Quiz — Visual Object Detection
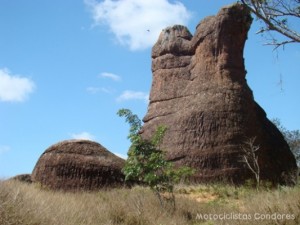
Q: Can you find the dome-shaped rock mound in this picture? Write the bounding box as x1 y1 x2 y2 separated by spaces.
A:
32 139 125 190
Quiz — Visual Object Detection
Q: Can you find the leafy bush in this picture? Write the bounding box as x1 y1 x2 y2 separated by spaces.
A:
272 118 300 166
117 109 194 210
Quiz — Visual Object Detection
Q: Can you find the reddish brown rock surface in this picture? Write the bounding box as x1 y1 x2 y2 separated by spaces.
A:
32 140 125 190
11 174 32 183
141 4 297 185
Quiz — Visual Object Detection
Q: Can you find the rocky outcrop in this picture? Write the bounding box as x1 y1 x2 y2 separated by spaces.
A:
11 174 32 183
32 140 125 190
141 4 297 185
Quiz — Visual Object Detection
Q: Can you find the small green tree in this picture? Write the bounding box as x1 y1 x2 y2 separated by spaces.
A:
117 109 194 211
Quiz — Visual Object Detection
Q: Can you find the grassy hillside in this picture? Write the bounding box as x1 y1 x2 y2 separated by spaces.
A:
0 180 299 225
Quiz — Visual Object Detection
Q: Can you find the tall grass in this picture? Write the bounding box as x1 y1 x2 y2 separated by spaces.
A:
0 179 299 225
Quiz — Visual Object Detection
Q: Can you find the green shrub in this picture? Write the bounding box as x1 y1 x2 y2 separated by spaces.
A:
117 109 194 211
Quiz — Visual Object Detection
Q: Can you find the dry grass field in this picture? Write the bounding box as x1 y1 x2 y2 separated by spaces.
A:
0 179 299 225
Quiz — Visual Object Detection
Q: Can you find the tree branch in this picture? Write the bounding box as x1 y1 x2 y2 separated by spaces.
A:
241 0 300 45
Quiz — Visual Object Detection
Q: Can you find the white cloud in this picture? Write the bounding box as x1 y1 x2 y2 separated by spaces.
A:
117 90 149 103
86 86 101 94
114 152 128 159
99 72 121 82
86 86 115 94
0 145 10 155
85 0 191 50
0 68 35 102
71 132 96 141
100 87 115 94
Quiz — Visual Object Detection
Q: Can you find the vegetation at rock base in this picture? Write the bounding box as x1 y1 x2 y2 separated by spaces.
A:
272 118 300 166
117 108 194 211
0 179 300 225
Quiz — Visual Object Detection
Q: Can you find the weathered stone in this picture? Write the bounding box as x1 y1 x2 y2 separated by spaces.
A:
141 4 297 185
11 174 32 183
32 140 125 190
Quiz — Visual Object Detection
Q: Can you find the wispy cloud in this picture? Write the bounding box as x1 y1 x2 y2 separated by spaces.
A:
0 68 35 102
100 87 115 94
85 0 191 50
114 152 128 159
117 90 149 103
86 86 116 94
99 72 121 82
0 145 10 155
70 132 96 141
86 86 101 94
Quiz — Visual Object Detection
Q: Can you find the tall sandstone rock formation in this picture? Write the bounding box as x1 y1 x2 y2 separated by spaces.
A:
141 4 297 185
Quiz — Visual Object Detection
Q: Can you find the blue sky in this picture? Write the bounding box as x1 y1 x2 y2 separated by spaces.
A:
0 0 299 178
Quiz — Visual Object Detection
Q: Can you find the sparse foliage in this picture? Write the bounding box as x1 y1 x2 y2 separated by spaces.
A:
241 137 261 189
117 109 194 211
272 118 300 166
240 0 300 48
117 109 142 144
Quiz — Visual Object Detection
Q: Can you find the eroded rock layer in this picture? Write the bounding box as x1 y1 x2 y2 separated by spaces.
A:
141 4 297 185
32 140 125 190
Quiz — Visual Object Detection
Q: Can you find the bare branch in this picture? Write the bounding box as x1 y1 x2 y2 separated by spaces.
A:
240 0 300 46
240 137 260 188
243 155 258 175
264 39 296 49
